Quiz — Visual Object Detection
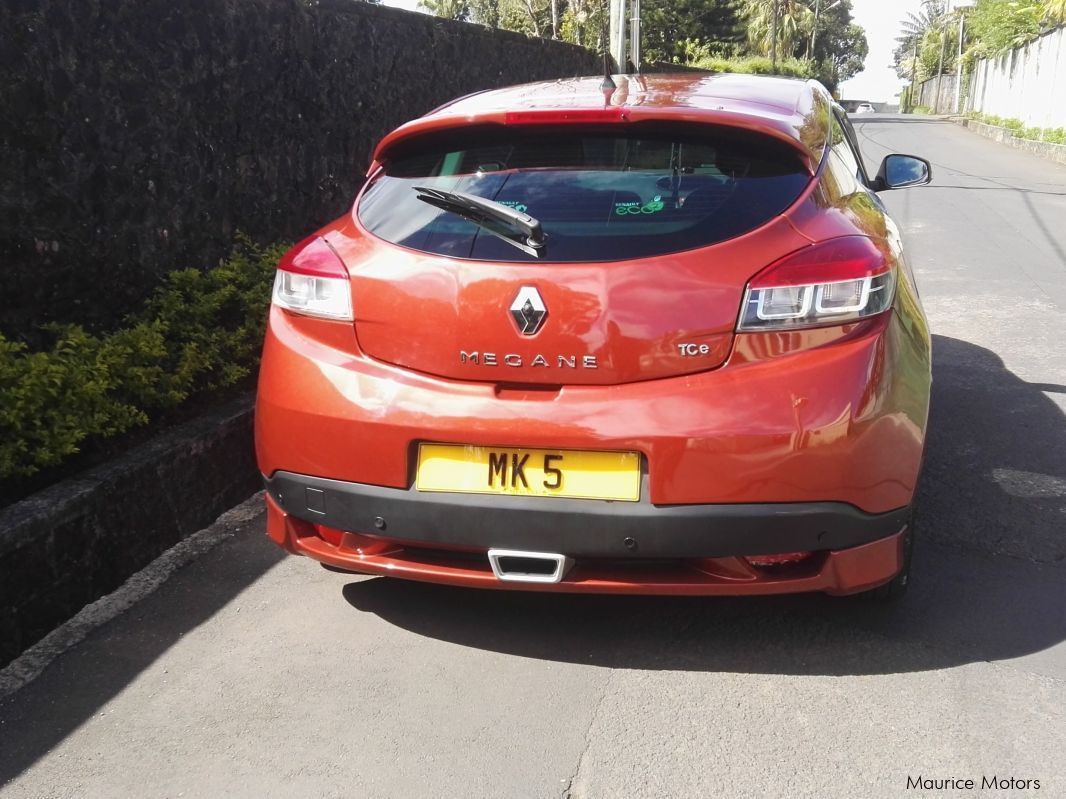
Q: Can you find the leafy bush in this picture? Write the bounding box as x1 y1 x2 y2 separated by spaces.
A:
690 55 816 79
983 114 1025 132
0 237 287 480
972 113 1066 144
966 0 1045 58
1042 128 1066 145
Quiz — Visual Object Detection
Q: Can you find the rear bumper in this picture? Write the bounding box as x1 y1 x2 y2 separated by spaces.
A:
264 476 910 596
266 470 910 559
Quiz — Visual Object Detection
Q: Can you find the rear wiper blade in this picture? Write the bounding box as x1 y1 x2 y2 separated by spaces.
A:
412 186 546 257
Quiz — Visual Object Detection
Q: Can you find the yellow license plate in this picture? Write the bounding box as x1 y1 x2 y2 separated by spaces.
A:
416 444 641 501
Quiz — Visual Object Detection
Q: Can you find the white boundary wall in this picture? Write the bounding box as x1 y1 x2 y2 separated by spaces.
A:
968 26 1066 129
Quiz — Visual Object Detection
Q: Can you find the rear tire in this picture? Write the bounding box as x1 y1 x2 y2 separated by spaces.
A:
857 516 915 602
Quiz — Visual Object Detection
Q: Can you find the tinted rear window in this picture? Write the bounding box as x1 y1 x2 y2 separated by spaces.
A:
358 125 810 262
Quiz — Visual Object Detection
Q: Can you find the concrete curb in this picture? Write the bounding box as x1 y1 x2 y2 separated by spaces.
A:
0 492 264 699
0 394 259 668
956 118 1066 166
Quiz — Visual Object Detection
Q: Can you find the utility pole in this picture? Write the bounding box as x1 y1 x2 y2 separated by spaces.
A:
609 0 625 72
809 0 821 60
629 0 641 71
810 1 842 61
953 1 974 113
953 11 965 112
933 19 948 113
771 0 780 71
908 36 919 113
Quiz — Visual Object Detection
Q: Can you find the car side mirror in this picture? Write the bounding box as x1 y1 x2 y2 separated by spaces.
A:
874 154 932 191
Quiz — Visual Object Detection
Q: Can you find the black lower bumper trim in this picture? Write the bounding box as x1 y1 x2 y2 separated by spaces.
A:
265 472 909 559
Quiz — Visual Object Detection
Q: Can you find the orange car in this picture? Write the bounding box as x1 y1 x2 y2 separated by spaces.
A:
256 73 932 599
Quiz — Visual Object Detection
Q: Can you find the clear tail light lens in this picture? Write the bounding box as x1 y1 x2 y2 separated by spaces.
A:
272 236 352 321
738 236 895 331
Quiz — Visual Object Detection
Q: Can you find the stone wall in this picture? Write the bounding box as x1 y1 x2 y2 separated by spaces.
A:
0 396 258 668
912 73 959 114
0 0 600 336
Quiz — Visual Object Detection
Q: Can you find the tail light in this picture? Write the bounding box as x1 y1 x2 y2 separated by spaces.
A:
738 236 895 331
272 236 352 321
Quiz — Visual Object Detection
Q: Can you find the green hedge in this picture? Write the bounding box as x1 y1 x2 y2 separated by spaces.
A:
972 113 1066 144
690 55 816 80
0 237 288 480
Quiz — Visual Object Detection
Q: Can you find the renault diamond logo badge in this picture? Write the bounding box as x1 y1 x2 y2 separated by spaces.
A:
509 286 547 335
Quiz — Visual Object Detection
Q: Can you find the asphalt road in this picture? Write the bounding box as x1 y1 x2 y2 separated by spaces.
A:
2 117 1065 798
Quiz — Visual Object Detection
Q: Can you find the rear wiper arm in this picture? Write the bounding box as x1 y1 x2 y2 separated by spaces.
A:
412 186 546 257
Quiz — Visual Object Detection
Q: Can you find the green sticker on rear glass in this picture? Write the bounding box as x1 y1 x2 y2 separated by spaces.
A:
615 195 664 216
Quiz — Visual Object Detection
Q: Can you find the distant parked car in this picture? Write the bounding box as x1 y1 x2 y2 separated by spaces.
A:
854 102 876 114
257 73 934 601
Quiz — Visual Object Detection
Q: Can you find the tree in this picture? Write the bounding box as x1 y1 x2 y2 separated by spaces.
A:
422 0 867 87
641 0 745 64
420 0 471 20
812 25 868 88
893 1 945 80
966 0 1043 56
801 0 868 88
743 0 813 60
496 0 552 36
899 1 944 41
559 0 607 48
916 19 957 79
469 0 501 26
1044 0 1066 26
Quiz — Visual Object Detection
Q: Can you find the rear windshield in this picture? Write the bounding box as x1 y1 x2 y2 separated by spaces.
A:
357 124 810 262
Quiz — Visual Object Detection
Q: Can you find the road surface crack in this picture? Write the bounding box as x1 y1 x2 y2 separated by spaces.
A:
562 668 614 798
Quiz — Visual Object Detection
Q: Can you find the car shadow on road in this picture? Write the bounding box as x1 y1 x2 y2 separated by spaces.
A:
342 335 1066 676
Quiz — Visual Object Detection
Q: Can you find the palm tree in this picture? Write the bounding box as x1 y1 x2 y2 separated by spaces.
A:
1044 0 1066 26
743 0 813 63
894 0 944 89
897 0 945 46
420 0 470 20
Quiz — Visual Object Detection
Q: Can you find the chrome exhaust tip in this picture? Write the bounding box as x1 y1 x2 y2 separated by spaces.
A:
487 549 574 584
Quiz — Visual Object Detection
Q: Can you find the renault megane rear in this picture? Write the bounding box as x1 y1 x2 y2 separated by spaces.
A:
256 73 932 599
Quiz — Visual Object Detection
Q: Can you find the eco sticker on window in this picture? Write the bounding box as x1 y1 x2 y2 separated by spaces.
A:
615 196 665 216
499 200 528 213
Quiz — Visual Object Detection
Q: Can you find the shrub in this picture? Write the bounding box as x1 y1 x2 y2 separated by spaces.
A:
0 237 287 480
971 113 1066 144
1042 128 1066 145
690 55 816 80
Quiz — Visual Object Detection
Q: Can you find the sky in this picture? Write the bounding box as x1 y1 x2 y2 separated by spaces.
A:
381 0 928 104
384 0 424 12
839 0 927 103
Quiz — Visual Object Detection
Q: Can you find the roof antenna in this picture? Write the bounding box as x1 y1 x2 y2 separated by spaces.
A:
601 55 616 92
599 0 615 92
